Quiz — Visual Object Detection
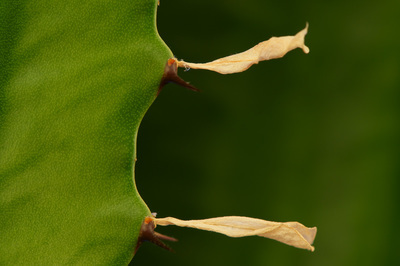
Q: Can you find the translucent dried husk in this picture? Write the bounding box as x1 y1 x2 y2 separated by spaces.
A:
177 23 309 74
155 216 317 251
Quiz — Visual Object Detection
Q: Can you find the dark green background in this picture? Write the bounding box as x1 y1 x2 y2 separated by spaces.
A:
134 0 399 265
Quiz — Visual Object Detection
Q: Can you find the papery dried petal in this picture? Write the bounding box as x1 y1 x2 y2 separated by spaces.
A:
177 23 309 74
155 216 317 251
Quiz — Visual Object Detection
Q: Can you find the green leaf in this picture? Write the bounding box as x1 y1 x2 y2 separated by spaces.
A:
0 0 172 264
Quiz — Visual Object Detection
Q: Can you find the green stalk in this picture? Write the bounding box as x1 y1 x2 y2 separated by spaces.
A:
0 0 171 264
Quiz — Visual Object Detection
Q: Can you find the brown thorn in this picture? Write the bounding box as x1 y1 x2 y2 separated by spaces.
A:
154 232 178 242
158 58 200 95
135 217 177 254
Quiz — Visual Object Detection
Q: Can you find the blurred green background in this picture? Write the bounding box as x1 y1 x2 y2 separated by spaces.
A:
134 0 399 265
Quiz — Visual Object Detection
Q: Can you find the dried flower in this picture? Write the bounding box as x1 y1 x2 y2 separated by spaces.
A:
155 216 317 251
177 23 309 74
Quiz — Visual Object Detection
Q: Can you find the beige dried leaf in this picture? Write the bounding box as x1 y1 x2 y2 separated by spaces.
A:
177 23 309 74
155 216 317 251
